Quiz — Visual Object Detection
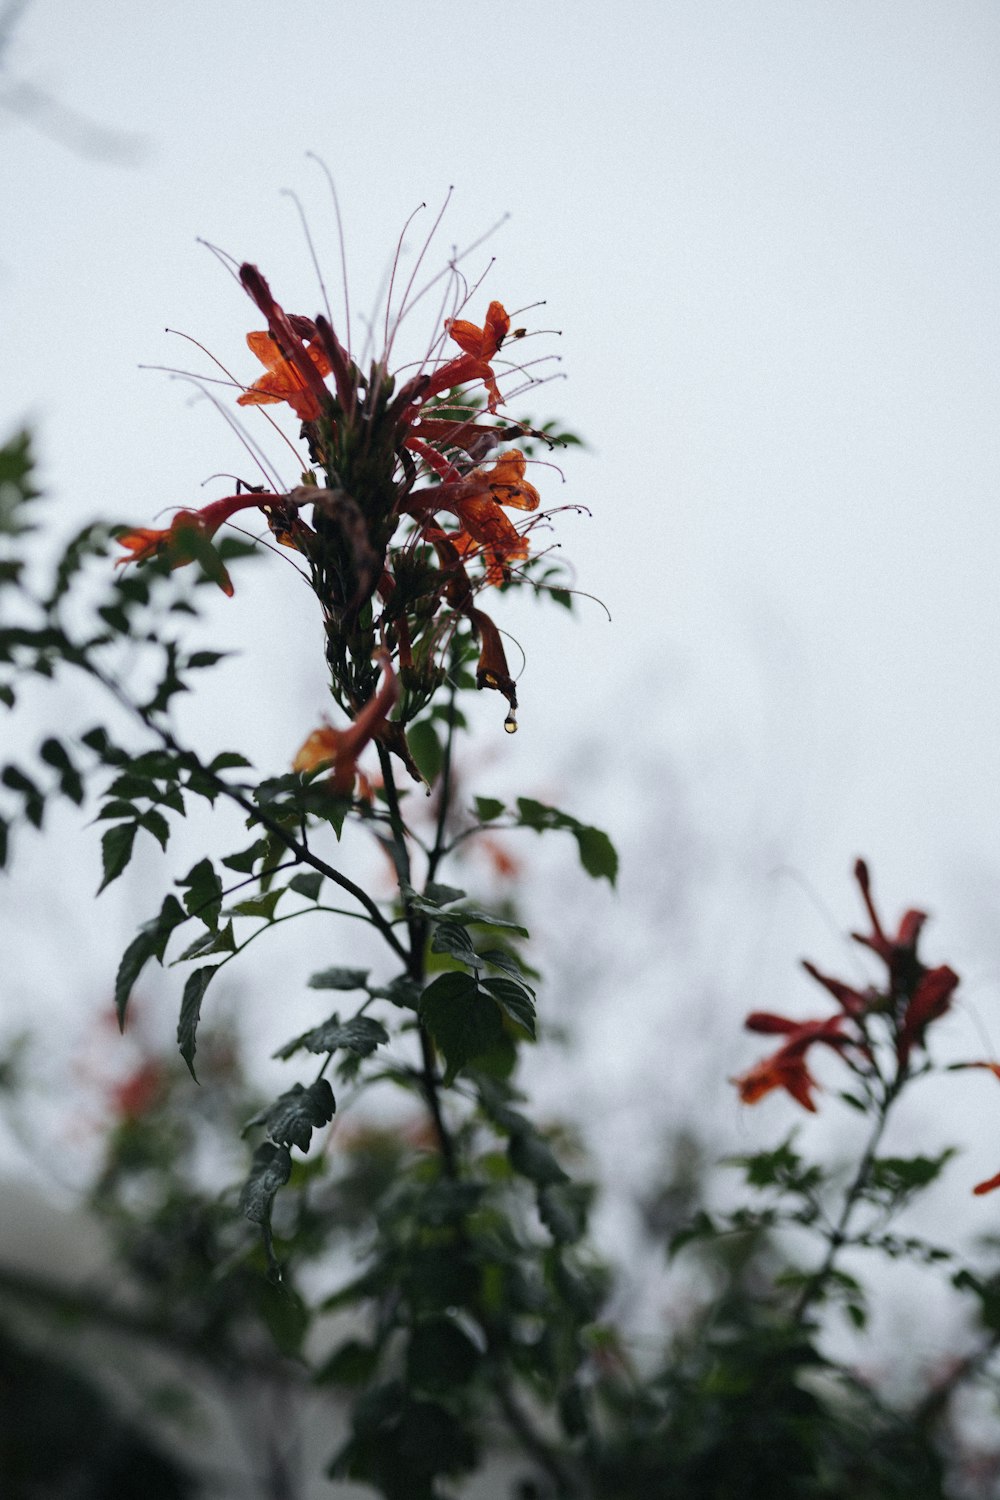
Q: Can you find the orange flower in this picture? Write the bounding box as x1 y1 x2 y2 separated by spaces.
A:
116 493 274 596
414 450 540 586
421 299 511 413
445 300 510 362
293 659 399 796
237 323 333 423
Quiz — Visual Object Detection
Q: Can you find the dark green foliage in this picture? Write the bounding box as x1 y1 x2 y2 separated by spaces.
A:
273 1012 389 1061
177 965 221 1078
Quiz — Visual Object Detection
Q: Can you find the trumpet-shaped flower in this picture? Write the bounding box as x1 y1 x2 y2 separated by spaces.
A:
293 659 399 797
237 318 333 422
116 493 274 596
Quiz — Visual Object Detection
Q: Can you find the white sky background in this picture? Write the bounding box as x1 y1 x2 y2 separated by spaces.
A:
3 0 1000 1368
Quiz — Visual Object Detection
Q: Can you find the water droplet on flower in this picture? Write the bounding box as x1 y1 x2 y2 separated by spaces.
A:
503 712 518 734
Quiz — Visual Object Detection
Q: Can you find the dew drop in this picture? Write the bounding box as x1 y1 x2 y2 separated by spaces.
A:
503 712 518 735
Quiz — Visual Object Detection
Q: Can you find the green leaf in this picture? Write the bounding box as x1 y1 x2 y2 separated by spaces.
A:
407 1318 481 1392
431 922 481 966
222 838 270 873
2 764 44 828
573 825 618 885
290 871 324 900
176 919 237 960
508 1126 568 1187
478 949 534 991
186 650 229 669
178 856 222 931
316 1339 380 1388
515 797 618 886
537 1182 588 1244
257 1280 310 1357
114 895 185 1025
239 1141 292 1274
407 719 443 785
420 972 505 1084
98 822 136 893
369 975 421 1010
423 881 466 907
246 1079 336 1152
473 796 505 823
208 749 253 772
480 977 535 1038
273 1014 389 1061
177 964 221 1079
308 966 370 991
137 808 170 850
231 887 285 920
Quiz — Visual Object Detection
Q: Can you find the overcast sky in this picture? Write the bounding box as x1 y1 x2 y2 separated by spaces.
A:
3 2 1000 1313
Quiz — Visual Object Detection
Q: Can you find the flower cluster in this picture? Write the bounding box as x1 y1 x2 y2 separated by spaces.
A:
118 253 563 786
733 860 959 1113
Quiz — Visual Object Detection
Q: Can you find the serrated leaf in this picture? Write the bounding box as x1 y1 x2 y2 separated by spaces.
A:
222 838 270 873
431 922 481 965
98 822 136 893
289 871 323 900
178 856 222 930
480 977 536 1038
423 881 466 907
473 796 505 822
308 966 370 991
247 1079 336 1152
240 1141 293 1223
95 799 138 822
273 1014 389 1061
177 964 221 1079
231 887 285 920
176 919 236 961
420 972 504 1084
478 949 534 991
138 808 170 850
115 895 185 1025
369 975 421 1010
240 1141 292 1274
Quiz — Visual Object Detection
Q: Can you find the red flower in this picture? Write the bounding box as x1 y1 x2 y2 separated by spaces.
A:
109 1060 164 1121
732 1014 849 1112
800 959 872 1018
852 858 927 984
896 964 960 1066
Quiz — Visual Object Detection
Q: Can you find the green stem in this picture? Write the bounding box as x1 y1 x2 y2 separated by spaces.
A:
792 1076 900 1326
376 739 458 1179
